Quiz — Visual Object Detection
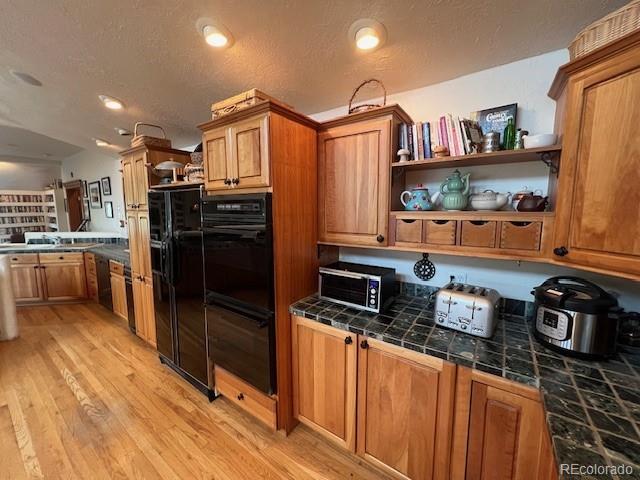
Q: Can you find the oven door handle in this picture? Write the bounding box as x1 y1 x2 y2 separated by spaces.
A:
319 269 367 280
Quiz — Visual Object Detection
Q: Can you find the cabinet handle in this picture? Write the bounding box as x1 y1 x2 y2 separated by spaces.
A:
224 179 231 185
376 234 385 243
344 336 353 345
360 339 369 349
59 256 64 260
12 257 18 261
232 178 240 185
237 393 244 401
33 265 38 269
553 246 569 257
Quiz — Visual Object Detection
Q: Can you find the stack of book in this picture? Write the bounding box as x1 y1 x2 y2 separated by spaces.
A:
398 115 484 160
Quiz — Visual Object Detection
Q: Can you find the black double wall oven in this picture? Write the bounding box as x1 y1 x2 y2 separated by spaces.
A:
148 187 211 398
202 193 277 395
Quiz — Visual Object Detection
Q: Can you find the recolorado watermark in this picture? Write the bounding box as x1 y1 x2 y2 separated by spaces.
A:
560 463 635 476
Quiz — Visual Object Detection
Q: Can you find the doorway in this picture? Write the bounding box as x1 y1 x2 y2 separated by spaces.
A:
64 180 84 231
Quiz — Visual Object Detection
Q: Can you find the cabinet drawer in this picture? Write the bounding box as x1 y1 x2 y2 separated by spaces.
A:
8 253 39 265
500 221 542 251
395 219 423 244
214 366 277 430
424 220 457 245
460 221 497 248
40 252 84 264
109 260 124 275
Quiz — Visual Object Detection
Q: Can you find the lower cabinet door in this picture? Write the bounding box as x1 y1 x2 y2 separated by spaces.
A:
357 337 456 480
10 264 43 303
466 382 547 480
133 275 156 347
41 263 87 301
291 315 357 450
110 273 127 320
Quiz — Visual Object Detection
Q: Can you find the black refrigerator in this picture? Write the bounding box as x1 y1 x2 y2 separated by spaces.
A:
148 187 212 398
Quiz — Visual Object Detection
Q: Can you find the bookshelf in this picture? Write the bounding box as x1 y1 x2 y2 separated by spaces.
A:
0 189 62 242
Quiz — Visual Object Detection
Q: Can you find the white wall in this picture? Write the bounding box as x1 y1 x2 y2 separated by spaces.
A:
61 150 125 234
0 158 61 190
312 49 640 311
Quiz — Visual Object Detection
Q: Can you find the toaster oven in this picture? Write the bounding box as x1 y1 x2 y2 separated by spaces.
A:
435 283 502 338
319 262 396 313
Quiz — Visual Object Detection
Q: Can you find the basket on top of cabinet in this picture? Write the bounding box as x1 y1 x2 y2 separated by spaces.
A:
390 212 552 259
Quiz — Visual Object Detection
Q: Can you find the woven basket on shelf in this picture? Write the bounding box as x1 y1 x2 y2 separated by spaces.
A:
569 0 640 59
348 79 387 114
130 122 171 149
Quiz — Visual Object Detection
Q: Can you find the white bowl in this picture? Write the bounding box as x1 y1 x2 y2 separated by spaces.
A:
523 134 557 149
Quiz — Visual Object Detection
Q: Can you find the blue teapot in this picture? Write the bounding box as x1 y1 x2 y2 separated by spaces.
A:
400 185 439 211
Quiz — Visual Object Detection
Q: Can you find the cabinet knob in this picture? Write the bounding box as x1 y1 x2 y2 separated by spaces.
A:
33 265 38 269
376 234 385 243
59 256 64 260
360 339 369 349
224 179 231 185
232 178 240 185
344 336 353 345
237 393 244 401
553 246 569 257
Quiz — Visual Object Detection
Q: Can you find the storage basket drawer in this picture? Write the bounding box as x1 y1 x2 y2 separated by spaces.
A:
395 219 423 244
460 221 497 248
424 220 457 245
8 253 39 264
500 221 542 251
39 252 84 264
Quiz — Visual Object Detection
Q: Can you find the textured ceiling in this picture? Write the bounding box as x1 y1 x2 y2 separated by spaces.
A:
0 0 627 158
0 125 82 162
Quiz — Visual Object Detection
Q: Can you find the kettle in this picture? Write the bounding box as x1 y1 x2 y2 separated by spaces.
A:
517 194 548 212
440 170 471 211
400 185 439 211
469 190 510 211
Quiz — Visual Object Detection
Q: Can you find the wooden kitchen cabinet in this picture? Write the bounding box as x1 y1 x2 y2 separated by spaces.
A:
133 275 156 346
357 336 456 480
202 112 270 191
318 105 411 247
451 368 555 480
9 255 43 303
292 315 357 450
84 252 98 302
39 253 87 301
110 261 127 321
549 32 640 279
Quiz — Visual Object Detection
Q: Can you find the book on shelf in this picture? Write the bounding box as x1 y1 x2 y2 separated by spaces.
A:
396 121 434 161
423 123 432 159
415 123 423 160
407 125 415 160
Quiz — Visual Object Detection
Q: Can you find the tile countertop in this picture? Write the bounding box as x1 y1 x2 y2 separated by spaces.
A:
290 294 640 478
0 243 130 266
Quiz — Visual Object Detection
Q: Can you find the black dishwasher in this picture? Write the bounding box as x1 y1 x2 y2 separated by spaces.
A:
95 255 113 311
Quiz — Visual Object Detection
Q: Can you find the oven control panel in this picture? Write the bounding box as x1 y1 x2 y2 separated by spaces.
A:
536 306 571 341
367 279 380 309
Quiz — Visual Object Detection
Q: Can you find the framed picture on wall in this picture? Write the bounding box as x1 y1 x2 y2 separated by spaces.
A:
104 201 114 218
101 176 112 196
83 199 91 220
88 181 102 209
82 180 88 198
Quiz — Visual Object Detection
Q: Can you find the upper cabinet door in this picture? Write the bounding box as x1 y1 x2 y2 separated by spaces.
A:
553 49 640 277
204 126 231 191
122 156 136 210
132 152 149 209
318 119 391 246
230 113 270 189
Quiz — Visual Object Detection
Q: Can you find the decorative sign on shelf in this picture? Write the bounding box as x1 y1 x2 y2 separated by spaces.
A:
471 103 517 138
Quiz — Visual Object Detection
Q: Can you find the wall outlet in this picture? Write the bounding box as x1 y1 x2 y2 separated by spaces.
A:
449 272 468 284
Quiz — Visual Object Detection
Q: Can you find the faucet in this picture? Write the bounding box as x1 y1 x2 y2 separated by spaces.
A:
42 234 62 245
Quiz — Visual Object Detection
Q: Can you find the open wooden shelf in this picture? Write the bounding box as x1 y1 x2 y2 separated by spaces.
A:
392 210 554 222
390 145 561 170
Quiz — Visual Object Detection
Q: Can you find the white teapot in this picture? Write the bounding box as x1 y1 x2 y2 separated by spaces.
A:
469 190 510 211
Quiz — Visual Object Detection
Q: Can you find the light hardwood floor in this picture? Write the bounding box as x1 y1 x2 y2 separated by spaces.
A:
0 303 392 480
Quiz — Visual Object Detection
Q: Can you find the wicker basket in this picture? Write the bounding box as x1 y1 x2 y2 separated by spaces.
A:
348 79 387 114
211 89 293 119
569 0 640 59
131 123 172 149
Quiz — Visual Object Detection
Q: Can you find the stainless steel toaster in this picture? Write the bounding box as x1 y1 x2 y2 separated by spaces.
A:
434 283 502 338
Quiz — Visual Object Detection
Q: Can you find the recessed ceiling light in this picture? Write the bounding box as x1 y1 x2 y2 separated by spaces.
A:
348 19 387 52
98 95 124 110
196 17 234 48
10 70 42 86
94 138 110 147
